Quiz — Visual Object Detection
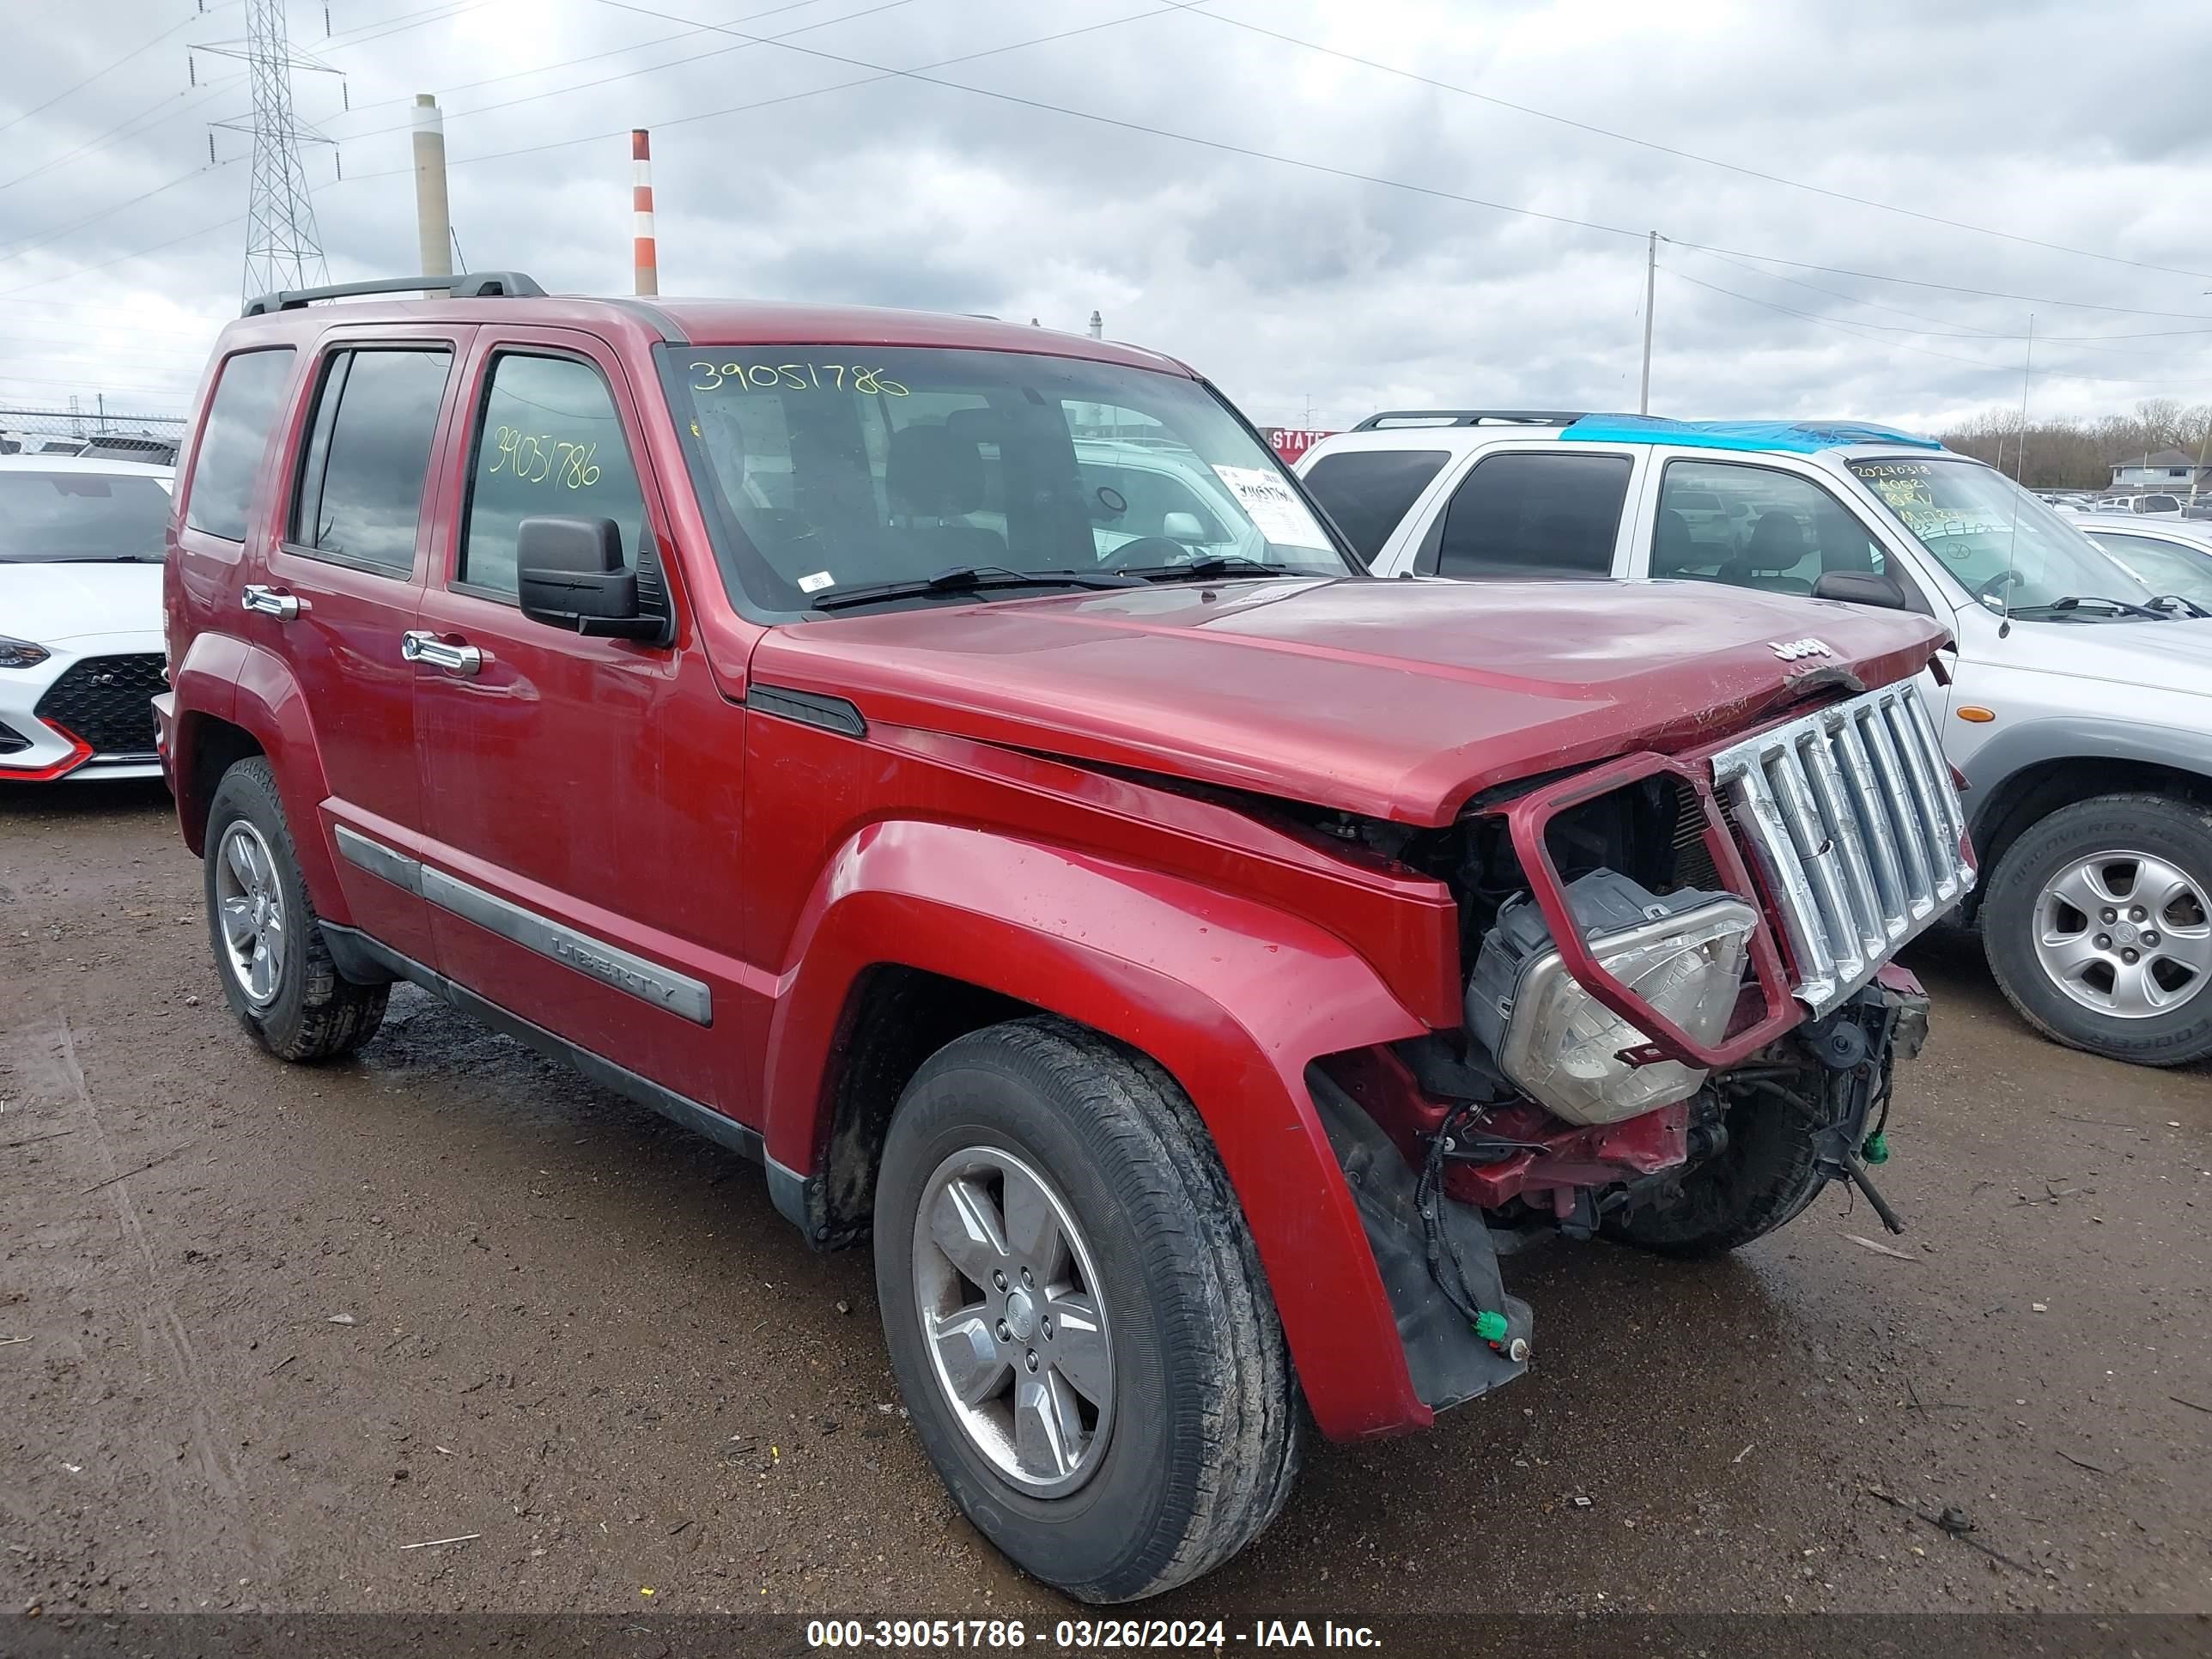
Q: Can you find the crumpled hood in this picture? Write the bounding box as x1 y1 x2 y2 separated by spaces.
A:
0 560 164 646
755 577 1949 825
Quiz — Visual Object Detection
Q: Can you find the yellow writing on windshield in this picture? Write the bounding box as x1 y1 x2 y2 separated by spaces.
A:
689 362 908 396
485 425 601 488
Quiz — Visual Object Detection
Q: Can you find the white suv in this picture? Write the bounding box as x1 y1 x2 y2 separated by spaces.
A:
0 454 173 782
1297 412 2212 1067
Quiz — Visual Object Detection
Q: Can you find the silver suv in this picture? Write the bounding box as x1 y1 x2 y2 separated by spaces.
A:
1297 412 2212 1066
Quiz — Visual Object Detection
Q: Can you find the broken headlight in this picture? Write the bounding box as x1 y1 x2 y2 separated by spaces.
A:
1466 870 1757 1127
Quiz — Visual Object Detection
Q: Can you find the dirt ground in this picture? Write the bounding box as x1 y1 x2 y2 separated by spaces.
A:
2 780 2207 1622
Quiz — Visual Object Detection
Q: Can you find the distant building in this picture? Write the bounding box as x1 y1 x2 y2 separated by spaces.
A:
2108 447 2212 494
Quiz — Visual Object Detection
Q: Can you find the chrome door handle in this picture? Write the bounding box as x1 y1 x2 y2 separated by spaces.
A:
400 630 483 677
240 584 301 621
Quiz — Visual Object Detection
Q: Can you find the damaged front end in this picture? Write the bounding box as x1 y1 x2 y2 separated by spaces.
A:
1309 680 1968 1417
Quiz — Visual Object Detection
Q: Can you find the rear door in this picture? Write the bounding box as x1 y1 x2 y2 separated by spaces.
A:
257 330 471 963
409 329 746 1114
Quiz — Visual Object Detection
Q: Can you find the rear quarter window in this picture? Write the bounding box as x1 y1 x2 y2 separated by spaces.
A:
185 348 296 543
1301 448 1449 562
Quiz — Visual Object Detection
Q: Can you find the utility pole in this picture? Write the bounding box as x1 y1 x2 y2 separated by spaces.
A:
197 0 338 305
1638 230 1656 416
411 95 452 279
632 130 658 295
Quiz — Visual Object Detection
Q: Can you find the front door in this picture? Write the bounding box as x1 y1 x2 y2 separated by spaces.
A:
409 331 747 1114
261 332 471 964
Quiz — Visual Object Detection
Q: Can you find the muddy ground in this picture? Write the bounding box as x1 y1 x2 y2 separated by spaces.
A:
2 781 2206 1622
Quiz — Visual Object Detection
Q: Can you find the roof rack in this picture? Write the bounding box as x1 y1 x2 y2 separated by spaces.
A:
241 270 545 318
1352 409 1585 430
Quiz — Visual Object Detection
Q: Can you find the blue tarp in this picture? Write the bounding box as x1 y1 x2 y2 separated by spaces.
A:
1557 416 1944 454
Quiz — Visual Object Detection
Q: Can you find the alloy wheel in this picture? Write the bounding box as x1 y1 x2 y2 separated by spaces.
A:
2033 848 2212 1018
214 819 288 1008
910 1145 1115 1498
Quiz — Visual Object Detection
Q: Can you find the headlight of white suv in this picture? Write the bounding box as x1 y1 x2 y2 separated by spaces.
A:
0 635 52 670
1466 870 1757 1127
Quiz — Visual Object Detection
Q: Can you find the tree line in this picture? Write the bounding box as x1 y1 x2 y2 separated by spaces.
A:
1936 398 2212 490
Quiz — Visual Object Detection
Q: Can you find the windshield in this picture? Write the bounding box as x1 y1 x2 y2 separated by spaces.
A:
658 345 1350 612
2087 531 2212 610
0 470 171 562
1846 456 2154 613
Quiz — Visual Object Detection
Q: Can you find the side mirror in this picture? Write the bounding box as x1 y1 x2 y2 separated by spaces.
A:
1813 569 1909 610
516 516 663 641
1161 510 1206 543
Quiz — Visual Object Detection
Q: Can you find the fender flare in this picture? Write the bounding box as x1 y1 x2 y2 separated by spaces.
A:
174 637 349 923
1961 714 2212 843
761 817 1438 1440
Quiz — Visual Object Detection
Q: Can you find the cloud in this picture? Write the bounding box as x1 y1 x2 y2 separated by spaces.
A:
2 0 2209 435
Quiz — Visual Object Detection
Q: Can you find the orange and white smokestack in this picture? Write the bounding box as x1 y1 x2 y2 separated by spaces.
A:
631 129 658 296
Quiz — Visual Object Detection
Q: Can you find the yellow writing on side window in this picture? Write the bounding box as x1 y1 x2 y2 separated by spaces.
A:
483 425 602 488
689 361 908 396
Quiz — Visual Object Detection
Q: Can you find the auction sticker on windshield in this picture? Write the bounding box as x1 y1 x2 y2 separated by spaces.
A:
1210 464 1333 550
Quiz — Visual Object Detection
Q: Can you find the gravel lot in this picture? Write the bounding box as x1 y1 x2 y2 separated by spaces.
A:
3 781 2207 1620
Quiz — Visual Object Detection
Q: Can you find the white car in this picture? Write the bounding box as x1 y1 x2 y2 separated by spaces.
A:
0 455 172 782
2076 514 2212 613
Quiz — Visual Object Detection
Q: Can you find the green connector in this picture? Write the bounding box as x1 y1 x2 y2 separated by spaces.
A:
1473 1310 1509 1344
1862 1132 1890 1165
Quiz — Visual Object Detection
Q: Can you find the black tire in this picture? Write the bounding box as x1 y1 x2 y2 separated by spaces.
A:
874 1016 1301 1603
1606 1080 1841 1258
203 757 387 1063
1982 793 2212 1066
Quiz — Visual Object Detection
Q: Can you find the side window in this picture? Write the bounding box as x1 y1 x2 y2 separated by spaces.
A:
460 353 648 596
1654 460 1892 597
184 348 296 542
1426 451 1630 579
1302 449 1449 562
289 348 451 574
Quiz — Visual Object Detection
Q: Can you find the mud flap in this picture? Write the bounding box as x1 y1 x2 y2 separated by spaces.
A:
1309 1067 1531 1413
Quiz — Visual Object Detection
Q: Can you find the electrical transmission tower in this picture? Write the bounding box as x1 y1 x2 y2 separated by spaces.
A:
195 0 339 304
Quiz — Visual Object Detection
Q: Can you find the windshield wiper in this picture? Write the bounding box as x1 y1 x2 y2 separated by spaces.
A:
2011 594 2172 621
2148 593 2212 619
1115 554 1314 583
810 564 1142 611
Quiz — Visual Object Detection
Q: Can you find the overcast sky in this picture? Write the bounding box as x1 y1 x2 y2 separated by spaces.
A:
3 0 2210 435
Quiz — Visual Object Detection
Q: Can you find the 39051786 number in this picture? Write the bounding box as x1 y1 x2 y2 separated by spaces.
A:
483 425 601 488
689 361 908 396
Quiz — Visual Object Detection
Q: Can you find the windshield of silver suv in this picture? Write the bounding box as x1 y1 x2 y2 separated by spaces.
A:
0 469 171 562
658 345 1351 613
1846 455 2159 617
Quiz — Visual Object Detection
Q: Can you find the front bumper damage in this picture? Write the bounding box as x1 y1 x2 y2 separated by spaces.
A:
1308 680 1964 1419
1310 1065 1531 1413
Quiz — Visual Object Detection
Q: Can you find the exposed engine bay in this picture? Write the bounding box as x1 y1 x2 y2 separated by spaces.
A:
1303 740 1940 1415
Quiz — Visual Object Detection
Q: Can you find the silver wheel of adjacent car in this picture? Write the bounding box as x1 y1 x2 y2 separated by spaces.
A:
2032 848 2212 1018
911 1143 1115 1498
213 818 288 1008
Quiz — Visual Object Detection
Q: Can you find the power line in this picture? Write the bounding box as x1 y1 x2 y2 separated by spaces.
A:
0 74 246 195
0 2 236 137
1675 242 2212 362
322 0 923 149
319 0 1209 187
1662 265 2191 388
326 0 850 118
0 161 240 266
591 0 2212 326
0 212 243 301
1664 237 2212 321
1182 3 2212 287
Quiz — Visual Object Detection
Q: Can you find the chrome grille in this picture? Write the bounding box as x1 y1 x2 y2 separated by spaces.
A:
1711 681 1973 1013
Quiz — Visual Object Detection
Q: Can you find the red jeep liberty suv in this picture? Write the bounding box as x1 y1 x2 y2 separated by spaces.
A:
157 272 1971 1602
